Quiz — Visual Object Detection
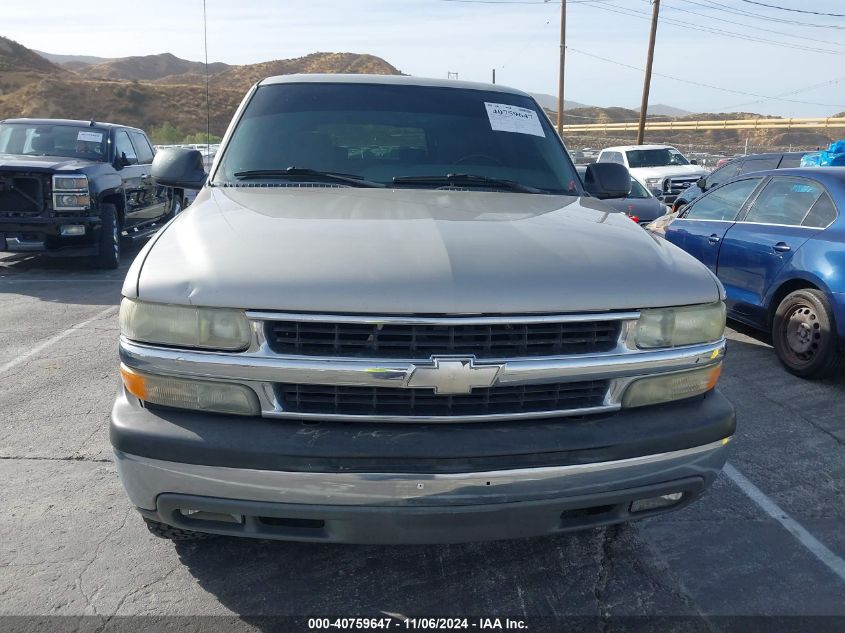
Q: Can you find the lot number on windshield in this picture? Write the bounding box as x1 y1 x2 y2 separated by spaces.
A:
485 102 545 138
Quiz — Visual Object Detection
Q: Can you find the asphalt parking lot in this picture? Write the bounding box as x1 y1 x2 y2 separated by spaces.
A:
1 246 844 631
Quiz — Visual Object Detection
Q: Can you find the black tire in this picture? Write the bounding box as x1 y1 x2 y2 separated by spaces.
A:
772 289 845 379
144 518 212 542
94 203 120 270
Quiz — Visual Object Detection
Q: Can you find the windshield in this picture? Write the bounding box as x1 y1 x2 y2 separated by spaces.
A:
216 83 581 194
0 123 107 162
625 148 689 168
628 177 651 199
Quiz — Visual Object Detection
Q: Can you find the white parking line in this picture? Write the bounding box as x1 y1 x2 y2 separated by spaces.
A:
0 305 118 376
724 463 845 583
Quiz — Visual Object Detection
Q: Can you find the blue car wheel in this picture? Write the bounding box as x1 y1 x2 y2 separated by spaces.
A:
772 289 845 379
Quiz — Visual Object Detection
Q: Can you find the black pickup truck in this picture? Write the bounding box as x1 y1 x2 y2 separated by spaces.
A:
0 118 182 268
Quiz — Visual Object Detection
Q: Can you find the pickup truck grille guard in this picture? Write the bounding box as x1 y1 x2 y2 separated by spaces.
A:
0 172 47 219
119 310 726 423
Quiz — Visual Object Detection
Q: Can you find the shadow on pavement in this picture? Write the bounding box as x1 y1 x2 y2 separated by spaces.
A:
172 527 624 620
0 241 144 305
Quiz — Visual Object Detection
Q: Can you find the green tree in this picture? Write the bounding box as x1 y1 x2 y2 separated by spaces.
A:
149 122 185 145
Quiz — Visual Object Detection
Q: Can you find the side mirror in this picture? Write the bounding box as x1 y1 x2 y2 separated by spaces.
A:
690 159 698 165
113 152 130 170
584 163 631 199
649 187 664 198
151 148 207 190
696 177 707 190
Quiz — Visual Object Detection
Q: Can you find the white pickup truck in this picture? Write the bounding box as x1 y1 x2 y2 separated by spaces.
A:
597 145 709 202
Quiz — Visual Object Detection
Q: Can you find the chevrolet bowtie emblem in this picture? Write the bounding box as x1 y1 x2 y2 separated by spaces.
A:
406 357 503 395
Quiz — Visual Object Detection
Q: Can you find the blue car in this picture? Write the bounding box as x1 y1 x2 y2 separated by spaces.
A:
661 167 845 378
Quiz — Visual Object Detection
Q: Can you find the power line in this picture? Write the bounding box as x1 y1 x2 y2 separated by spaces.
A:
718 75 845 111
738 0 845 18
686 0 845 30
587 0 845 56
661 0 845 47
567 46 845 109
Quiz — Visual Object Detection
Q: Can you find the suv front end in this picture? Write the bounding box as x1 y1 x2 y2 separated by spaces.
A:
110 75 735 544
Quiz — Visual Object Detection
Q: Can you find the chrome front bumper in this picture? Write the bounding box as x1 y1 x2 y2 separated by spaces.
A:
116 437 730 511
118 437 730 543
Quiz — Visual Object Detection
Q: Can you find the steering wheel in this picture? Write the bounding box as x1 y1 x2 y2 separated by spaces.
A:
452 154 504 166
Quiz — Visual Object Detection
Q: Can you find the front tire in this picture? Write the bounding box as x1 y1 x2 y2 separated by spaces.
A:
94 203 120 270
772 289 844 379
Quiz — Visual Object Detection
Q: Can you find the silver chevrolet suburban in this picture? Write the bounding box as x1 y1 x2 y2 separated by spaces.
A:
111 75 734 544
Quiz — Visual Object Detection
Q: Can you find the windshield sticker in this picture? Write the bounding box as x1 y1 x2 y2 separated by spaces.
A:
77 131 103 143
484 102 545 138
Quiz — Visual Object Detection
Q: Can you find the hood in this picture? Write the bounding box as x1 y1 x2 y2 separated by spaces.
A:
601 196 667 222
629 165 708 180
0 153 98 173
131 186 721 314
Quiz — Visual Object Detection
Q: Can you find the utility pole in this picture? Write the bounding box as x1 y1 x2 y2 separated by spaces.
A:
492 68 496 84
557 0 567 136
636 0 660 145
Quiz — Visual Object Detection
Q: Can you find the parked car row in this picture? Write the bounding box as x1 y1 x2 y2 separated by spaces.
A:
672 151 809 213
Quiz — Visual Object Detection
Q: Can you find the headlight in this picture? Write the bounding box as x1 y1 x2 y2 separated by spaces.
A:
119 298 251 351
52 174 90 210
635 302 725 348
53 176 88 190
120 364 260 416
622 364 722 408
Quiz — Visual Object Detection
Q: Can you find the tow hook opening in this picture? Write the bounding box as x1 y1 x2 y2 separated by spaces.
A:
178 508 243 524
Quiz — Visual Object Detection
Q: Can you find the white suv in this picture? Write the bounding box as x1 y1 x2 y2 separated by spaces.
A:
597 144 709 202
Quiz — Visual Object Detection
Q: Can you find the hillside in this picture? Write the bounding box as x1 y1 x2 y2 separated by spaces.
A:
156 52 403 93
33 50 111 67
0 38 404 139
79 52 230 81
530 93 590 112
0 76 245 136
2 37 836 150
0 36 67 95
563 109 836 153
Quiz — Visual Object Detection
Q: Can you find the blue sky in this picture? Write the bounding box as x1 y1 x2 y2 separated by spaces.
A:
5 0 845 117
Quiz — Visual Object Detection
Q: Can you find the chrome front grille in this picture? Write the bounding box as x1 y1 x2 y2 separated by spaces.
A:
266 318 621 359
664 177 699 197
120 309 727 423
277 380 609 417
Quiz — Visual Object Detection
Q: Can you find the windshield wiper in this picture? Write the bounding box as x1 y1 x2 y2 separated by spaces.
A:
233 167 384 188
392 173 545 194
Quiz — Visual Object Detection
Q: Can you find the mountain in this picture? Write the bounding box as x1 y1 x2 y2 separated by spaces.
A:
530 92 590 112
636 103 692 117
77 52 231 81
0 38 403 140
2 37 833 150
34 50 112 67
0 36 66 95
156 52 403 93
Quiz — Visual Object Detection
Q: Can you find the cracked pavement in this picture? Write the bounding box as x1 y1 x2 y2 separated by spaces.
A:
1 248 844 627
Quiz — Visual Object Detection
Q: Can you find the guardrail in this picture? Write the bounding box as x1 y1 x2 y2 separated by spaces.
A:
562 117 845 133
